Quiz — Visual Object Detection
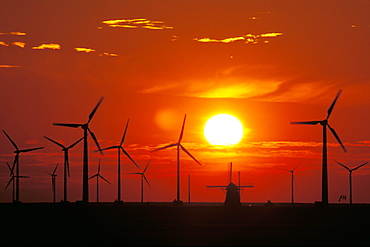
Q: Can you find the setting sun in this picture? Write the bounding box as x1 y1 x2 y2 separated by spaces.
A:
204 114 244 146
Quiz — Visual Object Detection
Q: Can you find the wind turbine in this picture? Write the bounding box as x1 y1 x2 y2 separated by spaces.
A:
5 162 29 202
89 159 111 203
43 136 84 202
53 97 104 203
3 130 43 203
127 160 151 204
99 119 139 203
151 114 202 205
278 162 302 205
46 164 59 203
335 160 368 204
290 89 346 205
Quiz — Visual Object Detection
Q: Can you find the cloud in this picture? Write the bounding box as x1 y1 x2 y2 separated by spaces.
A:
32 43 61 50
0 65 21 68
0 32 26 36
12 42 26 48
0 41 9 46
193 33 283 44
102 18 173 30
74 47 96 53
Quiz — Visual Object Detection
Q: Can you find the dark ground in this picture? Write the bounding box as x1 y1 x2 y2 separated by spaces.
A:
1 202 369 246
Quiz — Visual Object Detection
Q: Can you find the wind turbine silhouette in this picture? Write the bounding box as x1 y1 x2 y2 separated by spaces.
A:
53 97 104 203
5 162 29 202
99 119 139 203
151 114 201 205
335 160 368 204
89 159 111 203
278 161 302 205
128 160 151 204
43 136 84 202
46 164 58 203
2 130 43 203
291 89 346 205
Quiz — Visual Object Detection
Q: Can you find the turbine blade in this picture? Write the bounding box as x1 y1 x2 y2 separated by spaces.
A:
99 146 119 152
327 124 346 153
68 136 84 149
18 176 30 178
88 128 103 154
98 160 101 174
151 143 178 152
99 175 111 184
180 144 202 166
120 119 130 146
53 123 82 128
121 147 140 168
6 162 14 176
52 164 59 175
43 136 66 149
20 147 44 153
277 167 291 172
88 97 104 124
178 114 187 143
352 162 368 171
143 160 150 173
127 172 142 175
89 174 98 180
327 89 342 120
2 130 18 150
290 121 321 125
5 177 14 189
143 175 151 188
335 160 350 171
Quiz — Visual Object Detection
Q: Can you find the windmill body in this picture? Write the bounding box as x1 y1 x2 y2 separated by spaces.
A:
53 97 104 203
128 160 151 204
100 119 139 203
44 136 83 202
151 114 201 204
206 162 254 206
291 90 346 205
3 130 43 203
336 161 368 204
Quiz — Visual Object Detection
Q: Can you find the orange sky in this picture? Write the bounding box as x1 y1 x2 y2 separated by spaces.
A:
1 0 370 204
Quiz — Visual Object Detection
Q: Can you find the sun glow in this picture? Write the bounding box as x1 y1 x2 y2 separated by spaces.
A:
204 114 244 146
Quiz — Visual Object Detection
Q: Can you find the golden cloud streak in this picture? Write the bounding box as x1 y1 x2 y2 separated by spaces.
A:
0 41 9 46
102 18 173 30
0 65 20 68
32 43 61 50
12 42 26 48
193 33 283 44
100 52 118 57
0 32 26 36
74 47 96 53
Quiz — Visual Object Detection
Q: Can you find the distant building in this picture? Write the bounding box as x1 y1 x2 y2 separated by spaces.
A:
224 182 242 207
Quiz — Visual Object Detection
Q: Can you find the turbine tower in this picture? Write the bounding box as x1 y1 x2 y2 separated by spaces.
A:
5 162 29 202
46 164 59 203
43 136 84 202
53 97 104 204
151 114 202 205
291 89 346 205
99 119 139 203
335 160 368 204
89 159 111 203
278 162 301 205
128 160 151 204
3 130 43 203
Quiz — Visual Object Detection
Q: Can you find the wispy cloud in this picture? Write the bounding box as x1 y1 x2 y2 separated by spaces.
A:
12 42 26 48
0 65 21 68
102 18 173 30
74 47 96 53
0 31 26 36
193 33 283 44
32 43 61 50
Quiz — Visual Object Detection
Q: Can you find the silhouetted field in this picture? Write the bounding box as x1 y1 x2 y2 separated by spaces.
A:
1 202 369 246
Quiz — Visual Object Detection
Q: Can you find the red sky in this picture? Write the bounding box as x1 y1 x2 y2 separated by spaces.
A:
1 0 369 204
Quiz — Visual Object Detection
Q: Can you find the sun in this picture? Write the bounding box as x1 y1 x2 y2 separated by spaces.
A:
204 114 244 146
